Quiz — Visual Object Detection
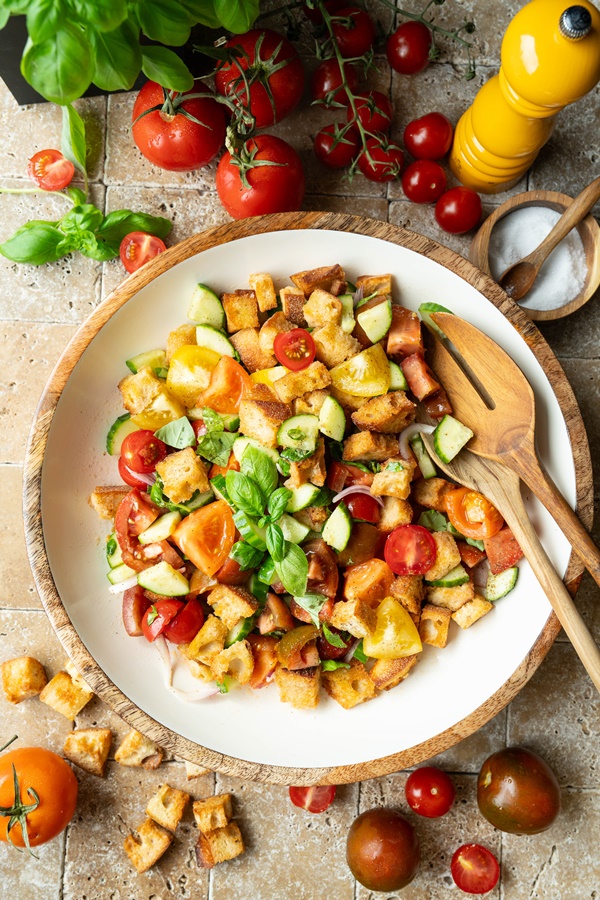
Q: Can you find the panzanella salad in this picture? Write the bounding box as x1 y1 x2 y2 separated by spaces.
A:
90 264 524 709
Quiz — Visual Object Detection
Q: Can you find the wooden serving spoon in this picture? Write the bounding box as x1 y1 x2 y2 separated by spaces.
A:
498 176 600 301
427 312 600 590
421 436 600 692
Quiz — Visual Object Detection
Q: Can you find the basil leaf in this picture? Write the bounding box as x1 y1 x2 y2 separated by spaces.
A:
154 416 196 449
275 542 308 597
241 445 278 499
280 447 314 463
328 440 344 461
21 22 94 104
226 471 265 518
60 204 103 235
353 639 368 663
466 537 486 551
267 487 292 523
257 555 275 585
292 592 326 628
65 186 87 205
181 0 220 28
141 46 194 92
96 209 172 242
418 510 449 532
0 9 9 28
150 474 210 514
322 623 346 648
137 0 192 46
230 541 264 572
0 222 66 265
79 237 118 261
147 605 158 625
266 523 285 563
214 0 259 33
72 0 128 32
90 19 142 92
106 535 117 557
310 486 334 508
277 458 290 477
201 407 224 433
26 0 64 44
321 660 350 671
61 103 87 182
196 431 237 467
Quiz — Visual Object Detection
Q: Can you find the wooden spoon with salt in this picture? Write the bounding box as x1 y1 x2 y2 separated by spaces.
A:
499 176 600 301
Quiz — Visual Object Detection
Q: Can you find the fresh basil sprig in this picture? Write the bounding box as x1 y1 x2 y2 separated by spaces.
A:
322 623 347 649
240 445 278 498
226 471 266 519
266 523 285 563
230 541 265 572
154 416 196 449
274 542 308 597
267 487 292 522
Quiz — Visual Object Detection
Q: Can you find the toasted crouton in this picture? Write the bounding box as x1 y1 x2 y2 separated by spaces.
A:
88 486 129 520
369 655 418 691
390 575 425 616
64 658 93 693
155 447 210 504
411 477 455 511
258 311 294 355
305 437 327 487
378 496 413 533
425 580 474 611
222 290 259 333
184 615 229 665
195 821 245 868
1 656 47 704
186 658 215 682
39 670 93 720
238 397 292 448
342 431 399 462
185 760 212 780
211 641 254 686
63 728 112 777
370 458 417 499
166 324 196 363
119 368 166 416
293 505 329 532
115 729 164 769
452 594 493 628
193 794 233 832
291 264 345 296
275 665 321 709
229 327 276 373
274 361 332 404
303 289 342 328
330 385 369 412
124 818 173 873
312 323 362 368
146 784 190 832
424 532 461 583
419 604 452 648
249 272 278 312
356 273 393 296
343 559 395 606
280 285 306 325
351 391 416 434
330 597 377 639
322 659 376 709
293 389 330 417
207 585 259 630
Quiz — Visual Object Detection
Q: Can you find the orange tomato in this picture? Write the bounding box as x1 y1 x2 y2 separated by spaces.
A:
171 500 235 577
196 356 252 414
445 488 504 540
209 451 240 479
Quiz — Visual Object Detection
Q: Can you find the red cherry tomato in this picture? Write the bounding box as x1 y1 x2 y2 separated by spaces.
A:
332 7 376 57
402 159 447 203
162 598 204 644
120 232 166 274
451 844 500 894
403 112 454 160
316 625 352 660
273 328 316 371
28 149 74 191
141 598 184 642
345 493 380 524
358 138 404 182
384 524 437 575
118 456 153 489
349 91 393 133
289 785 337 813
405 766 455 818
386 21 432 74
311 58 359 106
114 489 162 571
314 124 360 169
435 187 482 234
302 0 347 24
120 429 168 474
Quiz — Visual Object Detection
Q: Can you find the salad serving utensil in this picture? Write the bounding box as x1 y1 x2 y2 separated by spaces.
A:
421 435 600 693
427 312 600 593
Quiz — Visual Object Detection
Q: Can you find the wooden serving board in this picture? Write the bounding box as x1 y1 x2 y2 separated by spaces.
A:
22 212 594 785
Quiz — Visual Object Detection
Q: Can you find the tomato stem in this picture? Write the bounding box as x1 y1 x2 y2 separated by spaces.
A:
0 735 18 754
0 764 40 858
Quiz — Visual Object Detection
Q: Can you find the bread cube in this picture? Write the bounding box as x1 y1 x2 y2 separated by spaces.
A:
64 658 93 692
425 580 474 612
322 659 376 709
115 729 164 769
39 670 93 720
330 597 377 639
291 264 345 296
63 728 112 777
249 272 278 312
88 486 129 520
351 391 416 434
258 311 294 355
390 575 425 616
293 505 329 532
186 658 215 682
370 458 417 498
424 532 461 583
275 665 321 709
378 496 412 533
302 289 342 328
193 794 233 832
274 361 331 404
184 615 229 665
166 324 196 363
1 656 47 704
369 655 418 691
195 821 245 868
280 285 306 325
185 760 212 780
452 594 493 628
312 323 362 368
411 477 455 511
230 327 276 373
239 396 292 448
222 289 259 333
343 559 395 605
355 273 393 296
124 818 173 873
146 784 190 832
330 385 369 413
342 432 399 462
118 367 164 417
284 440 327 490
207 585 259 630
155 447 210 504
211 641 254 685
419 604 452 648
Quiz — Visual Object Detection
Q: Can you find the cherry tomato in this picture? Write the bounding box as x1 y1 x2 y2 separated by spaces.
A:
358 138 404 182
162 597 204 644
115 489 162 571
346 808 420 892
273 328 316 370
120 429 168 474
386 21 432 75
197 356 253 415
332 7 376 57
316 624 352 660
216 135 305 220
310 58 359 106
402 159 447 203
446 488 504 540
451 844 500 894
27 149 74 191
403 112 454 159
477 747 561 835
326 461 374 492
142 597 184 642
247 633 279 688
132 81 226 172
435 186 482 234
257 592 295 634
289 785 337 813
120 232 166 274
118 455 153 489
345 493 380 524
349 91 393 133
304 539 339 598
171 500 236 578
384 524 437 575
405 766 455 817
0 746 78 848
215 30 304 129
314 124 360 169
302 0 347 24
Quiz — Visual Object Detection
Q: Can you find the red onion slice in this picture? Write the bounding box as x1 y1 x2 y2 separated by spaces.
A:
399 423 436 460
342 638 359 663
155 636 219 701
332 484 384 507
108 574 138 595
123 464 156 486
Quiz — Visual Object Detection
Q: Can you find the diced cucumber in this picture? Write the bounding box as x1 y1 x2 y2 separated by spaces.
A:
225 615 257 648
433 414 474 464
188 283 225 329
285 483 322 513
210 474 231 504
278 414 320 453
410 434 437 479
106 533 123 569
426 563 470 587
418 302 453 338
318 395 346 442
177 490 214 514
188 408 239 432
106 413 139 456
279 514 310 544
356 297 392 343
137 561 190 596
322 501 352 552
389 360 408 390
233 436 279 465
126 348 167 375
248 572 270 605
195 324 236 358
138 510 182 545
233 510 267 550
338 293 356 334
107 562 137 585
486 566 519 601
258 555 276 585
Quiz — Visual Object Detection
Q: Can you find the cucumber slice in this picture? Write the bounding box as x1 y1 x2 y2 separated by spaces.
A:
433 415 474 464
188 284 225 329
106 413 138 456
418 302 453 338
257 555 276 585
426 563 470 587
225 615 257 648
279 514 310 544
233 436 279 465
126 348 167 375
486 566 519 601
322 502 352 552
195 325 236 358
410 434 437 479
210 474 231 504
338 293 356 334
285 483 321 513
248 572 269 605
137 561 190 596
318 395 346 442
233 510 267 550
356 297 392 343
138 510 182 545
188 408 239 432
106 533 123 569
278 414 320 453
389 360 408 390
107 562 137 585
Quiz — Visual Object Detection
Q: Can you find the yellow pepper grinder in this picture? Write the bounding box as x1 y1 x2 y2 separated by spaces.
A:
449 0 600 194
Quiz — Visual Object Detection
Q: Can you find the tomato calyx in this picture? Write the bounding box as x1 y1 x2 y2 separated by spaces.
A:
224 132 287 190
132 84 246 133
216 31 293 127
0 757 40 857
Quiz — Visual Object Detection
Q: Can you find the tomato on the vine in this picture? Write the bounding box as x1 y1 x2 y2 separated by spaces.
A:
435 186 482 234
358 138 404 182
289 785 337 813
274 328 316 370
346 808 420 892
331 7 376 58
384 524 437 575
349 91 393 133
311 58 359 106
120 232 166 274
404 112 454 159
28 149 74 191
120 430 168 474
402 160 447 203
314 124 360 169
451 844 500 894
386 21 432 74
405 766 455 817
302 0 347 24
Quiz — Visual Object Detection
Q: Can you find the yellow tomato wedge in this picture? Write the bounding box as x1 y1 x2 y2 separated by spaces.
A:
131 389 186 430
330 344 391 397
166 345 220 408
250 366 287 387
363 597 422 659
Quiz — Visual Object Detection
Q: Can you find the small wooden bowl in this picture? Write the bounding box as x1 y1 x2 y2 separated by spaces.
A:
470 190 600 322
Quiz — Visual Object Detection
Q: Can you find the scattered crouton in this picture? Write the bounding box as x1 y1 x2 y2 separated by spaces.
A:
249 272 278 312
425 580 474 612
355 273 393 297
342 431 399 462
124 818 173 873
114 729 164 769
184 615 229 666
166 324 196 363
452 594 493 628
258 311 294 355
63 728 112 777
1 656 47 704
195 821 245 868
207 585 259 630
390 575 425 616
369 655 418 691
146 784 191 832
39 670 93 720
155 447 210 504
275 665 321 709
185 760 212 780
274 361 332 404
351 391 416 434
343 559 395 606
424 533 461 583
302 289 342 328
370 458 417 499
280 285 306 324
222 289 259 333
230 328 277 373
186 658 215 682
330 597 377 639
88 486 129 520
291 264 345 296
238 396 292 448
312 323 362 368
419 604 452 648
293 389 330 417
211 641 255 685
322 659 376 709
411 477 455 511
193 794 233 832
378 496 413 533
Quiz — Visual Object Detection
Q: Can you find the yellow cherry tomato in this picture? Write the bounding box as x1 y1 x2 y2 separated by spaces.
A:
166 345 220 408
131 388 186 430
363 597 423 659
330 344 391 397
250 366 287 386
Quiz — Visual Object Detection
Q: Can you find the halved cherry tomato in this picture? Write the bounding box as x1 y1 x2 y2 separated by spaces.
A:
163 597 204 643
451 844 500 894
196 356 252 415
209 452 240 480
122 585 152 637
345 493 380 524
119 232 166 274
384 524 437 575
247 633 279 688
289 785 337 813
401 353 441 400
216 557 248 585
273 328 315 371
142 598 184 642
483 526 523 573
121 429 167 474
316 624 352 660
405 766 455 817
28 149 74 191
118 456 154 489
171 500 235 577
115 489 162 571
446 488 504 540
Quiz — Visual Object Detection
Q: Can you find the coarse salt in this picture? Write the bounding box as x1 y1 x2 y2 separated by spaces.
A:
488 206 587 311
